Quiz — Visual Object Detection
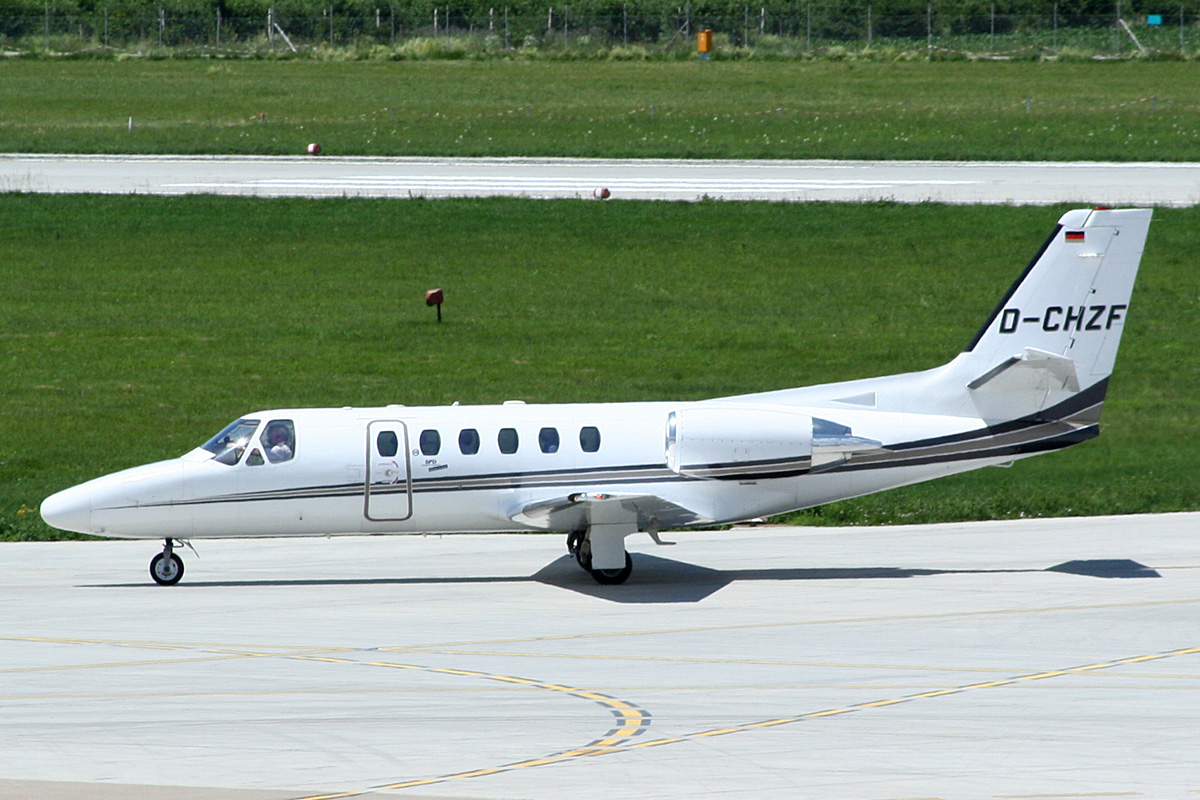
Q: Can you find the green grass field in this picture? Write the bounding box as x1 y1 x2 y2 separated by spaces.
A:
2 195 1197 540
3 59 1200 159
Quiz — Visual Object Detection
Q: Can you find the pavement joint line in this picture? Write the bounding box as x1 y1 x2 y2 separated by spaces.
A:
0 635 349 651
994 793 1143 798
392 647 1026 672
0 653 264 674
373 597 1200 652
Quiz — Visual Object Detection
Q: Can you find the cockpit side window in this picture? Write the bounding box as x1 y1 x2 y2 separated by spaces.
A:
261 420 296 463
202 419 261 466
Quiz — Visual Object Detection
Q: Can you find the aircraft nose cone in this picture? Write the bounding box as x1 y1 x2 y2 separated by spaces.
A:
41 485 93 534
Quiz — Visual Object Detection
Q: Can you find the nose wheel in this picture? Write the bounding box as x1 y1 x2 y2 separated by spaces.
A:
150 540 185 585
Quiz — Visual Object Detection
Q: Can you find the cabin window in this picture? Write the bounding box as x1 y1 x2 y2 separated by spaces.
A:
580 426 601 453
538 427 560 453
419 429 441 456
262 419 295 463
459 428 480 455
377 430 399 458
246 449 265 467
202 418 260 466
498 428 519 454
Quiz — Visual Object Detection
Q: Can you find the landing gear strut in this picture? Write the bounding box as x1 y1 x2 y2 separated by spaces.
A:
150 539 185 585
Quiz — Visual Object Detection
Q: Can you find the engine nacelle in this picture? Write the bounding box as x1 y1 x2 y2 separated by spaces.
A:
665 404 814 478
665 405 884 478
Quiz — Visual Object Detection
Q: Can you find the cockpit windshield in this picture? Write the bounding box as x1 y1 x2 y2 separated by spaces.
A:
201 419 261 466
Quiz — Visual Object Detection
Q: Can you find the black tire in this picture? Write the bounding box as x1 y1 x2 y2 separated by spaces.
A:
150 552 184 585
574 537 592 572
590 552 633 585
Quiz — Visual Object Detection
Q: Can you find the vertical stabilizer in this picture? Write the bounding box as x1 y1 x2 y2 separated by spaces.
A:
965 208 1151 384
729 209 1151 426
960 208 1151 421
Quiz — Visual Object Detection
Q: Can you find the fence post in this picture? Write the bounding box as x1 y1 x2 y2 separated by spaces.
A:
504 6 509 47
867 5 872 47
759 6 764 35
1052 2 1057 51
158 7 164 47
1180 4 1185 51
624 3 628 43
391 5 395 43
1115 0 1121 55
104 6 108 48
926 3 931 52
806 2 811 50
990 2 994 53
216 7 220 49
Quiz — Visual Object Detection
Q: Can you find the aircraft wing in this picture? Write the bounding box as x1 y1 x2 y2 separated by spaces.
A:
510 492 713 532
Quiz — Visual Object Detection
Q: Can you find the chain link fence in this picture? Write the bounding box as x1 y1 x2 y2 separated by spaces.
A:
1 5 1194 54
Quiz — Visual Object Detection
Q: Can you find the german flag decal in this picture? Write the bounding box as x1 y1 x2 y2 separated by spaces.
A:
1065 231 1086 242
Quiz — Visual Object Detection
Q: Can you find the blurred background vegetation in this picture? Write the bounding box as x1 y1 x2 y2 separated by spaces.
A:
1 0 1197 58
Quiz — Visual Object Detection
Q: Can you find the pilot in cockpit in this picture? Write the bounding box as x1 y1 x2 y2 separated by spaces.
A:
264 422 295 463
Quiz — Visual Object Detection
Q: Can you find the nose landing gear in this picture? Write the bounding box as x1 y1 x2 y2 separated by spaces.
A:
150 539 185 585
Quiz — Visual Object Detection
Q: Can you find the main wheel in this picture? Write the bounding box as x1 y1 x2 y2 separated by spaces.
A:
590 552 633 585
150 552 184 585
574 536 592 572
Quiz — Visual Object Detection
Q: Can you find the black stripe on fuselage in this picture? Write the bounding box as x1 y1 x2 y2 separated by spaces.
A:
133 402 1101 513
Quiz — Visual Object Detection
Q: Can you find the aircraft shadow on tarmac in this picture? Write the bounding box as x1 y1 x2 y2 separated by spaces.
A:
96 555 1159 602
531 554 1162 603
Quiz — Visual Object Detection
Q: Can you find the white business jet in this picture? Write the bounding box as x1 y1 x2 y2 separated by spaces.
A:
42 208 1152 586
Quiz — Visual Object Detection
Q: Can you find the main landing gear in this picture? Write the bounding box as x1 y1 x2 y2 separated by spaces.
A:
567 529 634 585
150 539 185 585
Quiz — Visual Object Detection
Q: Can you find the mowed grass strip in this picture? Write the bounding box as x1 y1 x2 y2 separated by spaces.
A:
2 60 1200 159
2 195 1196 539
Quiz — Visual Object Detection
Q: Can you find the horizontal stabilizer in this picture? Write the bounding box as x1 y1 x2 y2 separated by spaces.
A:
968 347 1081 394
967 347 1082 422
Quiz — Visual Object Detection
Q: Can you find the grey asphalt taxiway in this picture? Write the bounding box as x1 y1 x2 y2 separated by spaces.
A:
4 512 1200 799
4 154 1200 205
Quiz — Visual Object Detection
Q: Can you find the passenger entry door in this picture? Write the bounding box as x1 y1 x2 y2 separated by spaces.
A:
365 421 412 521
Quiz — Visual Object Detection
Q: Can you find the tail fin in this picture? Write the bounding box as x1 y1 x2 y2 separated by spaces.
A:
960 208 1151 422
734 208 1151 427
